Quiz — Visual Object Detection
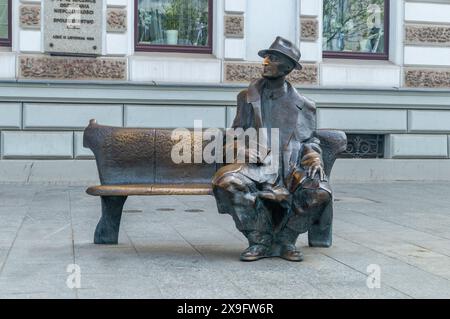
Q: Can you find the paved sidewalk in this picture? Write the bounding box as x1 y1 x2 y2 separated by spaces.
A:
0 182 450 299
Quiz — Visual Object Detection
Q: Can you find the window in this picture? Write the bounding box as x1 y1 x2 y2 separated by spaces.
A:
0 0 10 46
135 0 212 53
323 0 389 59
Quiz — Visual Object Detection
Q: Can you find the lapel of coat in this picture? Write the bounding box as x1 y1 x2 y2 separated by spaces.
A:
247 79 308 144
246 78 265 130
246 78 316 147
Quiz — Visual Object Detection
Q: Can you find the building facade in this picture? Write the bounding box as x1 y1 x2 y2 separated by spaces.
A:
0 0 450 183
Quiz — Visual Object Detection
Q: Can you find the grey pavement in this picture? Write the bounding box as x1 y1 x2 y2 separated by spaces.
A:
0 182 450 299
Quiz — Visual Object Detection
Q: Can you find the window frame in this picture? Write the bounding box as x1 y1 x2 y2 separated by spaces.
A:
134 0 213 54
0 0 11 47
322 0 390 60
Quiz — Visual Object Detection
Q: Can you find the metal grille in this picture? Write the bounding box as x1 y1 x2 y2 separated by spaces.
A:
339 134 384 159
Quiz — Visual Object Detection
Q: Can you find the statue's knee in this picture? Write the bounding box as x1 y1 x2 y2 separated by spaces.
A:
316 189 331 207
296 188 331 209
213 173 252 194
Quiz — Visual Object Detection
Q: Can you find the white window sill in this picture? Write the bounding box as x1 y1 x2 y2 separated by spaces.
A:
320 58 401 88
132 51 218 61
322 58 398 67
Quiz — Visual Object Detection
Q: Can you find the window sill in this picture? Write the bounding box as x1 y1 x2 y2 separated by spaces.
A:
320 58 401 88
132 51 219 61
322 58 397 67
0 46 12 53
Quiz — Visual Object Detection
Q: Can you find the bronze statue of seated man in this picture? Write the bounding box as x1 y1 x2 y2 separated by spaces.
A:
212 37 333 262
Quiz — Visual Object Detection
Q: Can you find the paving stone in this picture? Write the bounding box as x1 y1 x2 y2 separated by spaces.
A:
0 183 449 298
76 274 162 299
155 268 247 299
0 275 76 299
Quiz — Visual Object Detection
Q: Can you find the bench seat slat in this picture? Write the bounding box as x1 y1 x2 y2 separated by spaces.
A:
86 184 213 196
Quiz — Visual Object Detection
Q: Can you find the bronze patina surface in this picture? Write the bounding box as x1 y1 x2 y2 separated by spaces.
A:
84 120 218 244
211 37 347 262
84 38 346 253
86 184 213 197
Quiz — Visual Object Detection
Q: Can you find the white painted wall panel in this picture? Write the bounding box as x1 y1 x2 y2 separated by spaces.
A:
0 54 16 79
224 38 246 60
318 109 407 132
300 0 321 16
74 132 94 158
19 30 42 52
404 46 450 66
130 56 222 83
405 2 450 23
125 105 226 128
225 0 246 13
106 33 128 56
246 0 297 61
409 110 450 133
107 0 127 6
23 103 123 129
300 42 320 62
386 134 448 159
2 131 73 159
321 63 401 88
0 103 21 129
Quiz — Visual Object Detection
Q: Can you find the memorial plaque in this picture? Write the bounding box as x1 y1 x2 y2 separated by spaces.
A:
44 0 103 55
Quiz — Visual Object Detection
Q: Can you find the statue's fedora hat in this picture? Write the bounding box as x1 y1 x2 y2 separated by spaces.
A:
258 36 302 70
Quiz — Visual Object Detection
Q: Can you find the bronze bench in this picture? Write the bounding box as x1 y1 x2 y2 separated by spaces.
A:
84 119 347 245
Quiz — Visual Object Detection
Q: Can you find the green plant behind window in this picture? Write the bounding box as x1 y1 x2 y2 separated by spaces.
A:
163 1 180 30
162 0 208 46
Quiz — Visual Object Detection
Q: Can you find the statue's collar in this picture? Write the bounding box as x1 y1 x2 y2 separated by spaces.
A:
247 78 268 103
247 78 302 105
263 81 287 99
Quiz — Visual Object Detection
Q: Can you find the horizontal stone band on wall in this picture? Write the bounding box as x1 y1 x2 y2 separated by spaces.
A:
20 4 41 29
405 68 450 88
301 18 318 41
224 15 244 38
405 24 450 46
107 8 127 33
224 62 318 85
19 56 127 81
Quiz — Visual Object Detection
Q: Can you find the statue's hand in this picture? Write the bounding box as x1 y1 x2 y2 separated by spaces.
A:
301 150 325 181
306 164 325 181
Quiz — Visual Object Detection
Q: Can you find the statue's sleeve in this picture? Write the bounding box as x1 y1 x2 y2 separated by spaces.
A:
299 98 324 164
222 90 251 164
232 90 251 130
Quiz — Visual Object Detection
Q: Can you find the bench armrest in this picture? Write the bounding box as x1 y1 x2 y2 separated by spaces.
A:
314 130 347 178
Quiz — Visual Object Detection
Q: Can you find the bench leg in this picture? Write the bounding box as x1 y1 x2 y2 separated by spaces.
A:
94 196 127 245
308 201 333 248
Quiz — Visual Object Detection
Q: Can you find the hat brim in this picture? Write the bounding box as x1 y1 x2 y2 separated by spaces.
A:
258 49 303 70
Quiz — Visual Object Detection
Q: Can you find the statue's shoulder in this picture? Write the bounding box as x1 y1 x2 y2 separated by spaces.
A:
237 77 264 105
237 89 248 102
299 94 316 112
288 82 316 112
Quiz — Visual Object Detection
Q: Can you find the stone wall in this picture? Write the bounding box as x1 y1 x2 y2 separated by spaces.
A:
19 56 127 81
224 62 318 86
403 1 450 88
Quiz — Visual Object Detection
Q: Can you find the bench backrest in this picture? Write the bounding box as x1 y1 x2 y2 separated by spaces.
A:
83 120 347 186
83 120 218 185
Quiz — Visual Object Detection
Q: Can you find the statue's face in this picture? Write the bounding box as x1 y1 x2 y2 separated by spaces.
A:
262 53 294 79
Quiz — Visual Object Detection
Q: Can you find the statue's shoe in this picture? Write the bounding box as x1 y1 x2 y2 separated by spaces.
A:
280 244 304 262
240 244 270 262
